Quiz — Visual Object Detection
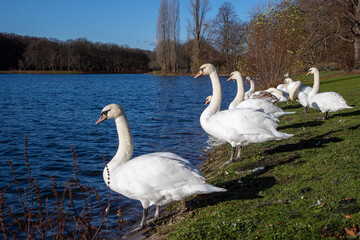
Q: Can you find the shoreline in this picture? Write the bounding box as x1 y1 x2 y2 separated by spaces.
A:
0 70 231 76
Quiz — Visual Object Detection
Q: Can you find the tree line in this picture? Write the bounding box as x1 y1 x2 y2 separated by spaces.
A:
0 33 155 72
156 0 359 87
1 0 359 82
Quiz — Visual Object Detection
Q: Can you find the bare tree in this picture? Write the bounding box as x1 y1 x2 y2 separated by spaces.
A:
169 0 180 73
156 0 180 73
156 0 169 73
299 0 360 70
210 2 245 71
187 0 211 72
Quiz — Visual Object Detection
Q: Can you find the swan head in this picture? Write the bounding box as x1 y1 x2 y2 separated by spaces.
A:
227 71 241 81
194 63 216 78
245 76 254 86
95 103 124 125
284 78 293 84
204 95 212 105
306 67 318 76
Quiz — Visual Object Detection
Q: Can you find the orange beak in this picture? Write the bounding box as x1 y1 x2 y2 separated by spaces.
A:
306 71 311 76
226 76 232 81
194 70 203 79
95 114 107 125
204 100 210 105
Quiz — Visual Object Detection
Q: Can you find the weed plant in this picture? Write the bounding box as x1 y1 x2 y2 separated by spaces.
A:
0 136 111 239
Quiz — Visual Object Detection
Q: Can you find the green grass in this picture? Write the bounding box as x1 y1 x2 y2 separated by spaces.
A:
153 71 360 239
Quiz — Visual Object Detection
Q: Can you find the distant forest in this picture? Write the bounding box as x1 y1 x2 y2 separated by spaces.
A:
0 33 157 72
1 0 360 82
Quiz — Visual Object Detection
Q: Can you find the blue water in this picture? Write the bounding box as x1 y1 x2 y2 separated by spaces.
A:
0 73 241 237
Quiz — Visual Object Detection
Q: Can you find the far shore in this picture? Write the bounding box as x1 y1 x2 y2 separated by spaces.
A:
0 70 151 75
0 70 232 76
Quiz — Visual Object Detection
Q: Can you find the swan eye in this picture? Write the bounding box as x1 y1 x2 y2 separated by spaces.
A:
200 67 206 71
101 109 111 116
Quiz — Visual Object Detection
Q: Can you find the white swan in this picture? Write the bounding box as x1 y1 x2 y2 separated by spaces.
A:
265 87 288 102
95 103 226 229
285 78 312 95
244 76 279 103
228 71 295 119
306 67 352 119
195 63 293 167
276 83 289 99
285 77 313 113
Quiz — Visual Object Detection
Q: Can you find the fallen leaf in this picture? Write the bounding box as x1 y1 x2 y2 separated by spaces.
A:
344 214 351 219
344 227 356 236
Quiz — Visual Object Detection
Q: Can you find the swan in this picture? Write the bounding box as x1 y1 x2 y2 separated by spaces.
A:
285 78 312 95
276 83 289 99
264 87 288 102
228 71 295 119
95 103 226 229
305 67 352 119
285 77 312 113
194 63 293 167
244 76 279 103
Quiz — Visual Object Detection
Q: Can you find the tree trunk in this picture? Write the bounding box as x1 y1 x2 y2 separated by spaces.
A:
354 37 360 70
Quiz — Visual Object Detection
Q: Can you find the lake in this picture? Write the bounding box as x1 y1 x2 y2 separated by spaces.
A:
0 73 243 237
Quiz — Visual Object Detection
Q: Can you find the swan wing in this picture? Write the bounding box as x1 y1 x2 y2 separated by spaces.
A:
250 91 278 103
237 99 294 118
309 92 352 112
237 99 281 113
110 152 224 206
205 108 282 143
301 85 312 94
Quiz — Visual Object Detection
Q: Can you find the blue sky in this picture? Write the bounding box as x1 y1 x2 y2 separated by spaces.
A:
0 0 266 51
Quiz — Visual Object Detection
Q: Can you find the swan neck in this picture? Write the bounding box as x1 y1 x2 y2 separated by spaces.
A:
201 70 222 120
249 80 255 93
231 75 245 108
309 71 320 98
110 114 134 168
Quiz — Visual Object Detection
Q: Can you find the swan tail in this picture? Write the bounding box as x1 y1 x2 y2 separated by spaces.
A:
161 184 226 202
200 184 227 193
274 131 293 140
273 111 295 118
184 183 226 196
337 97 353 109
284 111 296 115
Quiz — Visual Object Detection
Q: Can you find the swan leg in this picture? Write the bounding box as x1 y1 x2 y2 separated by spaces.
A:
140 208 148 229
319 112 328 120
154 205 160 221
304 106 307 114
220 147 236 168
235 146 242 160
231 147 236 161
324 112 328 119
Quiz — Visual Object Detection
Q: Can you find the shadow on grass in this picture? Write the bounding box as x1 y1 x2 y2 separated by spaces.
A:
348 124 360 130
331 109 360 118
186 155 298 210
278 120 325 130
281 103 302 110
265 132 343 155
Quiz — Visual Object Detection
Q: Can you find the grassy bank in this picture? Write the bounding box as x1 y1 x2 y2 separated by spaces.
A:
150 71 360 239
